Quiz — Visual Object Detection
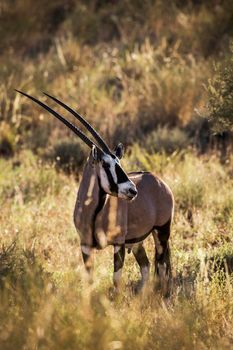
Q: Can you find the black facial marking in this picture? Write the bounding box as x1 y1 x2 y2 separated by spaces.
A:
115 163 129 184
102 161 110 169
104 167 118 194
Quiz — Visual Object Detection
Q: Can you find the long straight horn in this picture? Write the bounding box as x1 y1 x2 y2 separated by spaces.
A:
43 92 112 155
15 89 102 151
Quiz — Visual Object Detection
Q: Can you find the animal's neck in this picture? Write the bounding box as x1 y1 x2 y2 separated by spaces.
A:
92 176 107 230
75 159 107 246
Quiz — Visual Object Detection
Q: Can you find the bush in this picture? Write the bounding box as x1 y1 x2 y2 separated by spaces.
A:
0 241 48 291
175 179 205 211
145 126 190 154
207 44 233 131
51 139 88 173
0 122 16 158
214 196 233 225
207 245 233 275
0 151 68 204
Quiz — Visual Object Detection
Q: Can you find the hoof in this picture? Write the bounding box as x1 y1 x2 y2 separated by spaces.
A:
108 286 121 300
133 280 146 294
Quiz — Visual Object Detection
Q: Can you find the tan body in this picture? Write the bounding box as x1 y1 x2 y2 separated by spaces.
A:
95 172 173 247
74 159 174 248
121 171 173 242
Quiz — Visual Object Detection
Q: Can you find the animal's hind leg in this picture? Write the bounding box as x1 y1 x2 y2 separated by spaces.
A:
153 220 172 297
132 243 150 292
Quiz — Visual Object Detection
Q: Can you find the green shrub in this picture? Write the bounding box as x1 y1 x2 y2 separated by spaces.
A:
0 241 48 291
214 196 233 225
145 126 190 154
0 122 16 158
0 136 14 158
208 249 233 276
175 179 205 211
0 151 68 204
50 139 88 173
171 153 207 211
207 44 233 131
123 144 173 173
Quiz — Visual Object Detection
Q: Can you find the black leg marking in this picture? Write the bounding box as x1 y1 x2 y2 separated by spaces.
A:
113 245 125 288
132 244 150 292
132 244 150 269
153 220 172 296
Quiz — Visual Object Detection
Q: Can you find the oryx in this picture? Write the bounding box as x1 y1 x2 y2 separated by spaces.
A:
16 90 174 295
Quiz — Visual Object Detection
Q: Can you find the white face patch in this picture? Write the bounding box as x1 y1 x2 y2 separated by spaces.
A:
98 154 118 193
98 154 137 199
99 166 110 192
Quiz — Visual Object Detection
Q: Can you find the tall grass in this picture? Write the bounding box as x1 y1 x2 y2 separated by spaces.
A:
2 1 232 160
0 1 233 348
3 1 231 156
1 37 210 153
0 151 232 349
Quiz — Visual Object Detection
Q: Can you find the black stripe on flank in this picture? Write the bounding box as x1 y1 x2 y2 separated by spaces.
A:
115 163 129 184
125 230 152 244
125 219 172 245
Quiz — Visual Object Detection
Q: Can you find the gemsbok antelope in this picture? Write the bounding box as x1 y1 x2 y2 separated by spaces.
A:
16 90 174 295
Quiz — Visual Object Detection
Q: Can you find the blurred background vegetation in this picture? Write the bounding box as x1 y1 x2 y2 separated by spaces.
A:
0 1 233 349
0 0 233 166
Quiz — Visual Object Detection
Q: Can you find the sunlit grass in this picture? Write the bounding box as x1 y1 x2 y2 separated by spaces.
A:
0 2 233 347
0 151 232 349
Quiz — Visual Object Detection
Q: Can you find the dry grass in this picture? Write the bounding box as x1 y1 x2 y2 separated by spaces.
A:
0 2 233 349
2 1 227 155
1 1 232 151
0 151 232 349
1 37 210 152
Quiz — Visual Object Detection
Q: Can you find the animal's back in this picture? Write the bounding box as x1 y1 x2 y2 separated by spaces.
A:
125 171 174 242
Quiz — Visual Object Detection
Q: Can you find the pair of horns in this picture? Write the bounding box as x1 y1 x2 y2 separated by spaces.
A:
15 90 112 155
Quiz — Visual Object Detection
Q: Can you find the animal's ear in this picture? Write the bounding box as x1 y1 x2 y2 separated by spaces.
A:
91 145 102 161
114 143 124 159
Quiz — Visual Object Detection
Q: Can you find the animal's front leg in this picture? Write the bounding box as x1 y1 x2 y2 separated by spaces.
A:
113 245 125 290
81 245 94 282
